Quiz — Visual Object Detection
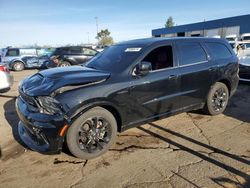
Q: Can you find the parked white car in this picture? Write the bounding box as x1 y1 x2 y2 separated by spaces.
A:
0 63 13 93
238 42 250 81
241 33 250 41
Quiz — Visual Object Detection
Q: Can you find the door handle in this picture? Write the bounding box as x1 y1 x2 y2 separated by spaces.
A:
168 75 177 79
209 67 216 72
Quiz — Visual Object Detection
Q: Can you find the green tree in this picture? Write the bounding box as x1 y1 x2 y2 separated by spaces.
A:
96 29 114 46
165 16 174 28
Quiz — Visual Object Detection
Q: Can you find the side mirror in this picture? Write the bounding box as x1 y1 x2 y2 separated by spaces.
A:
134 61 152 76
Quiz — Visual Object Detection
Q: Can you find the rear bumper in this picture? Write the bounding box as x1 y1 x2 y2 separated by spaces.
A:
229 72 239 98
16 96 66 154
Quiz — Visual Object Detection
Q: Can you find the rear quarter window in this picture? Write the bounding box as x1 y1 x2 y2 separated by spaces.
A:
205 42 232 59
82 48 97 56
6 49 20 56
176 42 207 66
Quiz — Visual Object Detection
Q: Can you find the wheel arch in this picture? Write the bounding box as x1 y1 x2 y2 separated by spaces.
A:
216 78 232 96
11 59 25 66
69 101 123 132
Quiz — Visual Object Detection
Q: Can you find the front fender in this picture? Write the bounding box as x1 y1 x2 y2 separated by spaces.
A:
67 99 124 132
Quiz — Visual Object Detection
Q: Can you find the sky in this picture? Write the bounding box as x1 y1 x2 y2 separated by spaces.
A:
0 0 249 47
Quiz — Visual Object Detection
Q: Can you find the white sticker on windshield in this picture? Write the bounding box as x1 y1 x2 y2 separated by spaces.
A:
125 48 141 52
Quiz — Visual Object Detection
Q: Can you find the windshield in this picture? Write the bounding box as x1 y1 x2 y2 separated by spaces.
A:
243 36 250 41
85 44 144 73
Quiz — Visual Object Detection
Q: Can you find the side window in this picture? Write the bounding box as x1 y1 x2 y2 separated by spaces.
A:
6 49 19 56
177 42 207 66
82 48 97 56
206 42 232 59
68 47 81 54
142 46 173 70
20 49 37 56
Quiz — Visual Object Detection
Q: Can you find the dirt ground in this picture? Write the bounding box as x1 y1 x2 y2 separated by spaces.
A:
0 70 249 188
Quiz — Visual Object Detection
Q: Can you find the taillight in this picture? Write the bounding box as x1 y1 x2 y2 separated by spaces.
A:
0 65 10 73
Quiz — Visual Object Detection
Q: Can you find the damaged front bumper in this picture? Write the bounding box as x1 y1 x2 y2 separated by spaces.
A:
16 96 66 154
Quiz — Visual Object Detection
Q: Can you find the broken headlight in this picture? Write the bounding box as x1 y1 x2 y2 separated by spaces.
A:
36 96 62 115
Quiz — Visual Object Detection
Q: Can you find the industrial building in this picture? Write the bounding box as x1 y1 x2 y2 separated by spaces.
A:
152 14 250 40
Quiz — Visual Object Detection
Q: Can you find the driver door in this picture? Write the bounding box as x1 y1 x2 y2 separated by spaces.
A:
127 44 181 124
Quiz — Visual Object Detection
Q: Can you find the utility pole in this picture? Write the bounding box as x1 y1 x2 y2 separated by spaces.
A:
95 16 99 36
87 32 90 44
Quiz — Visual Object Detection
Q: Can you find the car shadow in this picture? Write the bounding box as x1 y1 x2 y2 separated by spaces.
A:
3 97 29 149
138 122 250 188
190 81 250 123
224 81 250 123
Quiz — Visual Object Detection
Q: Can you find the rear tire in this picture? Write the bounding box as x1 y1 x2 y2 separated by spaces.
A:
66 107 117 159
12 61 24 71
58 61 71 67
203 82 229 115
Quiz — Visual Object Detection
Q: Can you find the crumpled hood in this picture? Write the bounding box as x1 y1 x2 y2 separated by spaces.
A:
21 66 110 96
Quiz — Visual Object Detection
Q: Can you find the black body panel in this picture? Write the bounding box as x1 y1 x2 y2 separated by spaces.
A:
16 37 239 154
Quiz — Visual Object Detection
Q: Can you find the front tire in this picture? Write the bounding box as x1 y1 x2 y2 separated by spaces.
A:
203 82 229 115
66 107 117 159
12 61 25 71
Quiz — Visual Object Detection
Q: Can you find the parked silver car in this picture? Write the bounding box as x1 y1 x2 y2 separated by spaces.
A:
1 47 53 71
0 63 13 92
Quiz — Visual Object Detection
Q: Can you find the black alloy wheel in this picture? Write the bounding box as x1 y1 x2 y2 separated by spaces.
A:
77 117 112 153
66 107 117 159
203 82 229 115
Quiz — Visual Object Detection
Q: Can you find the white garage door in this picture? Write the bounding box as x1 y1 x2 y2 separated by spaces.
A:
225 26 240 36
206 29 219 37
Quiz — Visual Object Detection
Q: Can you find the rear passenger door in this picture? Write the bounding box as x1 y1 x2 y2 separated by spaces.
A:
176 42 214 108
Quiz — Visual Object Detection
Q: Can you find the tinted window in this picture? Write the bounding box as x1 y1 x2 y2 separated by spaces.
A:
243 36 250 41
143 46 173 70
177 42 207 66
6 49 19 56
206 42 232 59
51 48 67 56
68 47 81 54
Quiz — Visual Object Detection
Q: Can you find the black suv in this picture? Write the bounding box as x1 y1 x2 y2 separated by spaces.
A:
47 46 98 67
16 38 239 159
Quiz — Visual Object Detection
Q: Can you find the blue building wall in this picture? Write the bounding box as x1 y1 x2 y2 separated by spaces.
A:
152 14 250 36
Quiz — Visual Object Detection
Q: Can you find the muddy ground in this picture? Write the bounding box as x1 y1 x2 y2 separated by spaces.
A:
0 70 249 188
